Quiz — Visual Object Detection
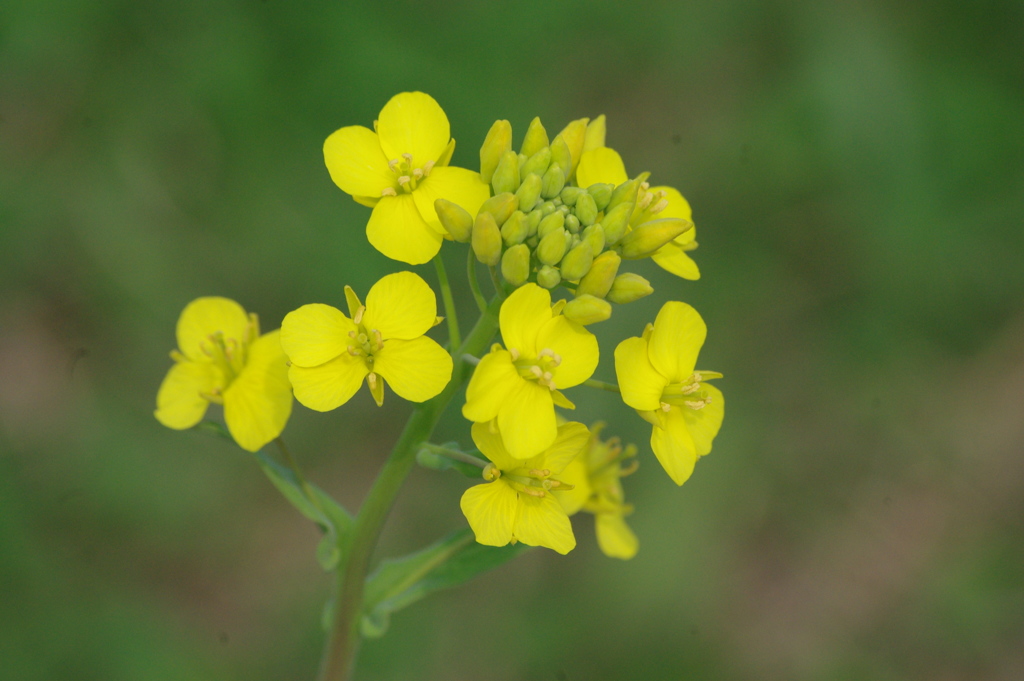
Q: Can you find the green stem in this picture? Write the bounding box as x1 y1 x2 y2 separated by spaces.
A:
420 443 488 469
433 255 461 351
317 295 503 681
488 265 504 297
467 248 487 313
584 378 621 393
275 437 323 515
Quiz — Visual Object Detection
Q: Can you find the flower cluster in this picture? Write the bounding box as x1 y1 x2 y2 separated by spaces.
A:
154 91 725 561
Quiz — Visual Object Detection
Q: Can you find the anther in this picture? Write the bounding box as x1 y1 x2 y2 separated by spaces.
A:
542 371 553 382
402 152 413 164
530 366 543 378
650 198 669 214
538 348 554 359
528 469 550 478
348 330 357 338
552 353 562 366
522 487 546 498
661 402 672 412
372 329 383 351
381 187 397 197
367 372 378 388
509 348 520 361
423 160 435 176
397 175 411 187
681 382 701 395
412 168 423 180
353 305 366 324
684 399 706 410
637 191 654 211
347 345 361 356
388 159 401 172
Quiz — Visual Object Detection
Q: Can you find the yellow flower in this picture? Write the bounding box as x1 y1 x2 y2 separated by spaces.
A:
575 145 700 280
460 421 590 554
555 423 639 560
281 272 452 410
155 297 293 452
613 302 724 485
462 283 599 459
323 91 490 265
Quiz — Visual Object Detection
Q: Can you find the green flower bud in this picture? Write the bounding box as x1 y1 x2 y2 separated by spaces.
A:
587 183 614 211
583 114 606 152
526 209 543 236
515 173 543 213
564 229 575 252
537 210 565 239
574 192 598 227
606 178 640 213
434 198 473 242
517 152 528 173
500 210 530 246
500 244 531 287
560 242 594 282
564 214 580 234
607 273 653 304
549 138 572 180
479 192 519 226
576 250 621 298
581 223 605 254
556 118 588 177
601 202 635 245
521 147 551 178
618 218 693 259
559 186 585 206
541 163 566 199
491 150 520 194
472 212 502 266
563 295 611 326
479 119 512 184
536 265 561 289
536 227 568 266
520 116 549 157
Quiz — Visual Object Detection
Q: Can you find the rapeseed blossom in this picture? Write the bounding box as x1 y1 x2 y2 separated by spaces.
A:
460 421 590 554
155 297 292 452
462 283 598 459
281 272 452 410
614 302 724 485
555 423 639 560
575 144 700 280
324 92 489 265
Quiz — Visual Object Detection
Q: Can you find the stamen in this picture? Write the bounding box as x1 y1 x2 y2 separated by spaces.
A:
661 402 672 412
372 329 383 351
530 366 543 378
538 348 554 359
551 353 562 366
367 372 378 389
348 331 357 338
353 305 366 324
397 175 411 188
412 168 424 180
528 469 551 478
402 152 413 164
388 159 401 172
522 487 547 498
637 191 653 211
681 382 701 395
381 187 397 197
347 346 361 356
423 160 435 176
650 198 669 214
542 371 553 382
509 348 520 361
640 181 650 191
684 399 706 410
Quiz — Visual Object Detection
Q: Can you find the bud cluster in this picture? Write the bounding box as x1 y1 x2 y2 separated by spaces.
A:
435 116 693 326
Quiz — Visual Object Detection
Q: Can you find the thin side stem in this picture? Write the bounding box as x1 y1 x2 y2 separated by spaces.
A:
467 248 487 313
421 443 488 469
317 295 503 681
584 378 621 393
433 255 461 351
488 265 504 298
275 437 323 514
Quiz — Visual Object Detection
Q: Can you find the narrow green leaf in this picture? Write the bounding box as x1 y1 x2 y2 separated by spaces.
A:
360 528 531 638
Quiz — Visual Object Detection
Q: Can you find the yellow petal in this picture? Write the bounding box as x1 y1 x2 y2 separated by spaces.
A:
323 125 395 198
366 194 443 265
651 244 701 280
614 336 667 411
412 166 490 233
288 352 368 412
460 482 517 547
352 195 381 208
280 303 355 368
176 297 250 361
376 91 450 169
373 336 452 403
512 493 576 554
223 331 293 452
499 283 552 359
552 456 591 516
470 421 526 472
154 360 220 429
539 421 591 474
362 271 437 340
648 302 706 383
498 380 557 459
650 407 697 485
596 513 638 559
536 316 598 389
462 350 520 423
683 383 724 457
576 147 628 188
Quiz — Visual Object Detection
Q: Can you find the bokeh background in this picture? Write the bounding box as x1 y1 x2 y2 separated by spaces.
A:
3 1 1024 679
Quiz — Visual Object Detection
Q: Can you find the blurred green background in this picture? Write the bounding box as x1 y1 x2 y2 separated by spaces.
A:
2 1 1023 679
